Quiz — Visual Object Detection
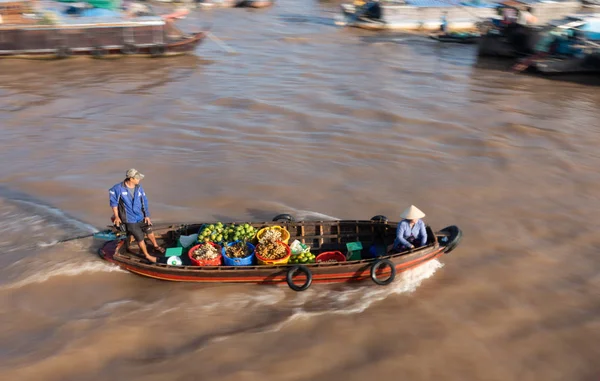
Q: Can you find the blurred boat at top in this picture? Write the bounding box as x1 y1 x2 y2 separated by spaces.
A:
336 0 583 32
336 0 498 31
513 13 600 74
0 0 206 58
155 0 275 8
477 0 584 58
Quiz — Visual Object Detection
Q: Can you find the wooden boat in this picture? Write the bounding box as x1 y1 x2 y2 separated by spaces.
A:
236 0 275 8
336 1 495 32
476 0 582 58
97 214 463 291
195 0 274 8
429 32 481 44
528 53 600 74
477 24 543 58
336 3 386 31
0 1 205 58
512 14 600 74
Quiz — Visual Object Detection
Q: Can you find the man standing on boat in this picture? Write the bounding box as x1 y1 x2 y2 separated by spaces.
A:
440 11 449 34
109 169 164 263
517 7 537 26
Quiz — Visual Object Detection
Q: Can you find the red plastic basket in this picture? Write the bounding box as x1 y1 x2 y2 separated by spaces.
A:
188 242 223 266
315 251 346 263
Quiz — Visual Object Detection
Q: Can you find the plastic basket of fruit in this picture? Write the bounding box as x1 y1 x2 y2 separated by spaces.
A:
221 240 256 266
315 251 346 264
255 240 291 265
198 223 256 245
188 242 223 266
256 226 290 245
290 250 315 264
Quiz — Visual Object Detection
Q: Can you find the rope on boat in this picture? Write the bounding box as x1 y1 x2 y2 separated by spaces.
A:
57 232 98 243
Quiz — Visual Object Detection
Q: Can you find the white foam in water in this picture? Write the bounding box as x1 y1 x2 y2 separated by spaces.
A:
11 199 98 234
254 201 340 221
184 259 445 346
37 240 60 248
191 288 288 313
291 209 340 221
264 259 444 333
0 199 98 251
2 261 125 290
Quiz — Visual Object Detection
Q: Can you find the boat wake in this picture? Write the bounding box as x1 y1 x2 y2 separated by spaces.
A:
270 259 444 331
143 259 444 356
246 200 341 221
10 199 97 235
188 259 444 344
1 260 125 290
0 186 98 251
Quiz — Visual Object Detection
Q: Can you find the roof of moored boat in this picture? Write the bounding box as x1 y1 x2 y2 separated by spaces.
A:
0 0 168 28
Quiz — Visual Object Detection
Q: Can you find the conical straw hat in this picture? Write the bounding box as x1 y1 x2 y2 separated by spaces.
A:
400 205 425 220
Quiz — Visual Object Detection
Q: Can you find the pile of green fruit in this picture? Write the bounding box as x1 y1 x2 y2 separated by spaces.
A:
198 222 256 244
289 251 316 264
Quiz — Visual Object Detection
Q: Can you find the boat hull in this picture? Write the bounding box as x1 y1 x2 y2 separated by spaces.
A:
196 0 274 8
531 53 600 74
477 26 543 58
338 3 494 32
98 220 462 286
0 22 205 58
429 33 480 44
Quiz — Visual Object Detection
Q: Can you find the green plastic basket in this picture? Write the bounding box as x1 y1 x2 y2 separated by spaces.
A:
346 242 363 261
165 247 183 257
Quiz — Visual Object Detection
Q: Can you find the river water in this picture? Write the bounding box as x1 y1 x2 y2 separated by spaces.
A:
0 1 599 380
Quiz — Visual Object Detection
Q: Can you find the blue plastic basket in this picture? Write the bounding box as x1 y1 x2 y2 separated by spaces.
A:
221 241 255 266
367 244 387 259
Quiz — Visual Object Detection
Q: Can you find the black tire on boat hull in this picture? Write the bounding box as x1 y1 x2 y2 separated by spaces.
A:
91 46 107 58
371 259 396 285
370 215 388 223
121 44 139 55
286 265 312 291
56 46 72 59
440 225 462 254
272 214 295 222
150 44 166 57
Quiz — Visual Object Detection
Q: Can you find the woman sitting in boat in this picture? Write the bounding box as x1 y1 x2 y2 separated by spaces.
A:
392 205 428 252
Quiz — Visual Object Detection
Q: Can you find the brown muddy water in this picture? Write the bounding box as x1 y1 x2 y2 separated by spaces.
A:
0 1 599 380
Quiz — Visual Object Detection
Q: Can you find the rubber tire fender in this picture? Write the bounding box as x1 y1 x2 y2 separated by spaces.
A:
91 46 107 58
272 214 295 223
444 228 462 254
150 44 166 57
370 215 388 223
121 44 139 55
286 265 312 292
56 46 72 59
370 259 396 286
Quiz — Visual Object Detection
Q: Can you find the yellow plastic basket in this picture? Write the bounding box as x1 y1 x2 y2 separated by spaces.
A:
255 241 291 265
256 225 290 245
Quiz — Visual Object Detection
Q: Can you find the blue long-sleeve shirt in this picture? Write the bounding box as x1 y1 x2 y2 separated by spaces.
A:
393 219 427 248
109 182 150 223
